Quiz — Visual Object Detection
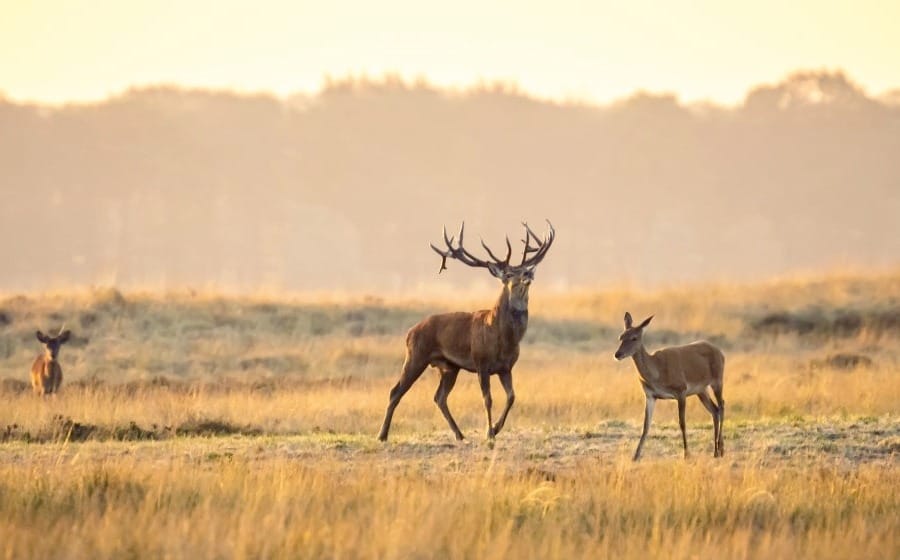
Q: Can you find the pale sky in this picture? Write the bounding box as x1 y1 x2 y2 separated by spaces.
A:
2 0 898 105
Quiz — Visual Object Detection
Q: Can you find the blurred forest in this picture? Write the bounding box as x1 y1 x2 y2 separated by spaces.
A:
1 70 898 292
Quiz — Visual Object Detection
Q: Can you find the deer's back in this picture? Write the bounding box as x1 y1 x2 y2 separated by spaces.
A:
654 341 725 385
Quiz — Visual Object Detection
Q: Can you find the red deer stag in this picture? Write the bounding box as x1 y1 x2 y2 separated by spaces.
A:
614 313 725 460
31 328 71 396
378 221 555 442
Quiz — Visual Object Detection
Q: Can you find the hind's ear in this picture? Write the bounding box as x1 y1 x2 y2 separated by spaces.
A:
638 315 654 329
36 330 50 343
624 312 633 328
58 330 71 343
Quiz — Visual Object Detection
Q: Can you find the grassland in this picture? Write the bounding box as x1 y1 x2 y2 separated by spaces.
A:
0 271 898 559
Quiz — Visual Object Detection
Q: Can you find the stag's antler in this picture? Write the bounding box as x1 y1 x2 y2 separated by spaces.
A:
431 221 555 276
519 220 555 269
431 223 505 274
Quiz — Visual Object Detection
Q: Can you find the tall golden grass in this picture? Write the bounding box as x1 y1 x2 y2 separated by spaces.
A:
0 444 895 559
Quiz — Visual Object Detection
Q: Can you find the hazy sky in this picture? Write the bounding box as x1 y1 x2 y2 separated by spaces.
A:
2 0 898 105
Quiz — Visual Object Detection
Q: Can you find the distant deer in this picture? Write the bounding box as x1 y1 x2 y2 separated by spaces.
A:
378 221 555 442
614 313 725 460
31 329 71 396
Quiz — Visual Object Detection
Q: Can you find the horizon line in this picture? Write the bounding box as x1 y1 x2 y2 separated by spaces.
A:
3 68 898 110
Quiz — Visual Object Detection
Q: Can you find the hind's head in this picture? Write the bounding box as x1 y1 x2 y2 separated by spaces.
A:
36 330 70 360
614 312 653 360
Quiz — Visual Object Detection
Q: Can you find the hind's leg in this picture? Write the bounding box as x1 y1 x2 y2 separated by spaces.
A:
378 355 428 442
434 368 463 440
633 394 656 461
697 391 721 457
677 395 690 459
712 384 725 456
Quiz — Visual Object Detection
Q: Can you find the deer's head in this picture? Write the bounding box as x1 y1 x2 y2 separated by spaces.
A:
614 312 653 360
36 329 71 361
431 221 555 309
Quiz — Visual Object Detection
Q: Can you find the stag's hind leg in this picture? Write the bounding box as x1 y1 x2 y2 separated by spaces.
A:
377 355 428 442
478 371 495 440
697 391 722 458
434 367 464 441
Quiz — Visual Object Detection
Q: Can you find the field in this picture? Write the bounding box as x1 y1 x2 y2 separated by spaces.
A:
1 271 898 559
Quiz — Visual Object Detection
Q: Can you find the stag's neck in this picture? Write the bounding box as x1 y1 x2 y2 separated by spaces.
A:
631 345 660 383
42 350 56 363
493 287 528 343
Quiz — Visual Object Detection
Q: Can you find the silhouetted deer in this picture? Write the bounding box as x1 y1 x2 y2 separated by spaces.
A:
378 221 555 442
614 313 725 460
31 329 71 396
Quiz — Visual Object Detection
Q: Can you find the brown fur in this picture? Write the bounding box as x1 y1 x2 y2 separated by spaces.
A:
378 222 553 441
615 313 725 460
31 330 70 396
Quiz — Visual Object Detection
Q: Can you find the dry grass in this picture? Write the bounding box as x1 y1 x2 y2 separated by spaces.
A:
0 271 898 558
0 439 895 559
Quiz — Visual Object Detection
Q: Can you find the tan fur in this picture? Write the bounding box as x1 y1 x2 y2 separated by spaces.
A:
31 355 63 395
615 313 725 460
378 222 553 442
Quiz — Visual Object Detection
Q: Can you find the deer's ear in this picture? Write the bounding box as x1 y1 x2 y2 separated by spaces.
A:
36 330 49 343
624 312 633 328
58 330 71 343
638 315 654 329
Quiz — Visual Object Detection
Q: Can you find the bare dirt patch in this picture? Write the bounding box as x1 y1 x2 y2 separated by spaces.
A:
3 417 895 474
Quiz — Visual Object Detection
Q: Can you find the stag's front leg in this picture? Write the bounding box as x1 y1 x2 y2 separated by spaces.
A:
491 370 515 436
478 371 495 439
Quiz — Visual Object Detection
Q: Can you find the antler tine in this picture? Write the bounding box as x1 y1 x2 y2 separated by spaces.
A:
430 243 450 273
520 238 532 266
443 224 455 247
519 220 555 268
480 235 513 267
480 238 501 262
523 221 543 246
519 222 540 265
430 225 454 273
